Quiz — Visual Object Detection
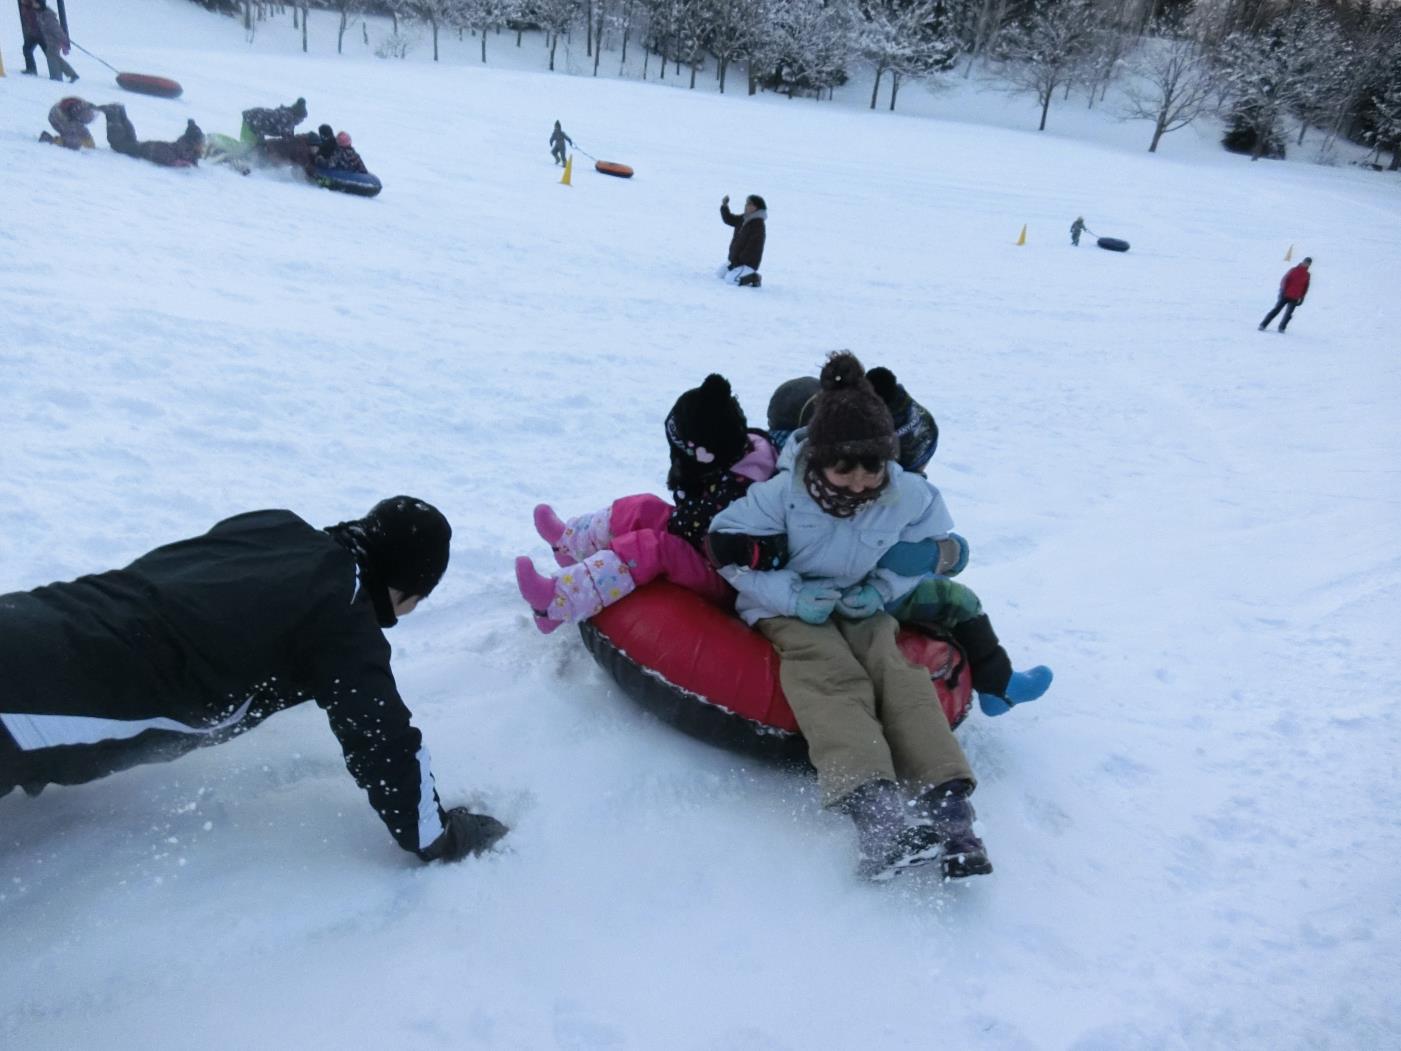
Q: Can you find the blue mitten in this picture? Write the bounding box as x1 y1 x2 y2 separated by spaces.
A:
836 583 883 619
978 666 1053 717
878 533 969 578
794 583 840 625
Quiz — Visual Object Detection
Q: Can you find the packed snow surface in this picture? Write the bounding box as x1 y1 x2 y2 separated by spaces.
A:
2 2 1399 1048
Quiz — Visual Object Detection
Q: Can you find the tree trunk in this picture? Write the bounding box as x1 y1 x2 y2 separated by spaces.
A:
301 4 308 52
517 29 523 47
482 26 488 62
594 23 602 75
338 9 346 54
1149 114 1165 152
749 71 757 96
363 21 368 45
622 27 630 66
587 0 593 57
549 33 558 71
870 66 883 109
1296 122 1307 146
643 47 650 79
659 46 665 79
890 72 901 111
690 61 697 89
719 58 727 94
391 11 397 33
1039 89 1051 130
431 18 439 62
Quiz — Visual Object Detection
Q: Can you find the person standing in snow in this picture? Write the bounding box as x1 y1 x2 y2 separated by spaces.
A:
39 95 98 149
32 0 77 82
718 193 766 288
18 0 48 77
1070 216 1086 246
1258 257 1312 333
0 497 508 865
549 120 572 166
98 104 205 167
710 353 998 882
515 374 778 631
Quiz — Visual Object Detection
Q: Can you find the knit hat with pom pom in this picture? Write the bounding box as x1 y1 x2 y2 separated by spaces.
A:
803 352 897 468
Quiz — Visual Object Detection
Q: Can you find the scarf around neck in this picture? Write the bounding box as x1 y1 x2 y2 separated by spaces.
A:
803 460 886 519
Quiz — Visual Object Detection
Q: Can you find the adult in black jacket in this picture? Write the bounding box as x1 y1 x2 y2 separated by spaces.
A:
0 497 507 864
718 193 767 288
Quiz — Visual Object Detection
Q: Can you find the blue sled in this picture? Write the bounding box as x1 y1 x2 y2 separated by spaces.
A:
312 165 383 198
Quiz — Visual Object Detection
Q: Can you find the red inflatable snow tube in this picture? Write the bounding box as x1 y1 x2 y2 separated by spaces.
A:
594 161 634 179
116 73 184 99
578 581 972 765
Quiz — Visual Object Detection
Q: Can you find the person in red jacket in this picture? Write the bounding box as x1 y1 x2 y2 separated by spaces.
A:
1259 258 1312 333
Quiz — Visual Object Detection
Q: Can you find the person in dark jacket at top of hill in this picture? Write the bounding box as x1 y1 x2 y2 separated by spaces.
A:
718 193 767 288
97 104 205 168
549 120 572 166
241 96 309 144
0 497 509 865
1258 257 1312 333
38 96 98 150
18 0 48 77
32 0 78 82
315 123 369 174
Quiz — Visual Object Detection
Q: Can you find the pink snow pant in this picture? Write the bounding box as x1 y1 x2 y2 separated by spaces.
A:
608 494 732 606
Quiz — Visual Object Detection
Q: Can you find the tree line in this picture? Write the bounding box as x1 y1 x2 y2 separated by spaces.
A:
190 0 1401 166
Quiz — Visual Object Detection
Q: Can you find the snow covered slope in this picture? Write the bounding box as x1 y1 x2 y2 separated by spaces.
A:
2 3 1399 1048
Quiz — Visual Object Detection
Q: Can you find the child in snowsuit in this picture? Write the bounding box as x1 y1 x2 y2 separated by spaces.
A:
1258 258 1312 333
314 124 369 174
99 105 204 167
549 121 572 166
516 374 777 632
718 194 766 288
1070 216 1086 246
33 0 77 82
39 96 97 150
710 352 998 882
241 97 309 144
756 363 1048 716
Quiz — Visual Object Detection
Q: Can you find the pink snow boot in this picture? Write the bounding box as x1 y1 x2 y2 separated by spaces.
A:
534 503 612 567
515 552 637 633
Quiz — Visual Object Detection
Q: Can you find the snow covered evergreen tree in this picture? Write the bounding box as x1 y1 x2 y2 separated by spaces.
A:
857 0 962 111
753 0 856 99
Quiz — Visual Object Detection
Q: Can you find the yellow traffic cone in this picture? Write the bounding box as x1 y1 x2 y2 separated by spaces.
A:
1284 244 1293 261
560 153 573 187
1015 224 1027 246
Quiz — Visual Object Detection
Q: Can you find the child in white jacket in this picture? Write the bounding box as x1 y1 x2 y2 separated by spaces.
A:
710 352 992 881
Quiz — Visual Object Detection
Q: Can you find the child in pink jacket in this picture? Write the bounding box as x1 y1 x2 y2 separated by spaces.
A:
516 374 777 632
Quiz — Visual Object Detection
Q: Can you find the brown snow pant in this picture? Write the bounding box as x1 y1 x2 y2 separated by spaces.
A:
757 612 974 808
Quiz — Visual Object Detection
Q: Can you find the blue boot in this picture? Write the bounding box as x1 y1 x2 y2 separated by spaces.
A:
978 665 1053 717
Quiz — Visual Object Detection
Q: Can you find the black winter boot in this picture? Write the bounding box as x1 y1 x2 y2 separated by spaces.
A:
918 779 993 879
737 272 762 288
843 779 944 882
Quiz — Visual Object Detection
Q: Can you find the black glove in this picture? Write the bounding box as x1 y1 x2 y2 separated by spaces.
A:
421 807 509 862
704 531 789 571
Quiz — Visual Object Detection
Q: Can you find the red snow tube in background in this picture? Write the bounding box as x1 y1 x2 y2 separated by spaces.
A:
595 161 634 179
116 73 184 99
578 581 972 764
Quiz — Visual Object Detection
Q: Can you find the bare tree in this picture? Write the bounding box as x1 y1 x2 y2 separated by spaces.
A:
462 0 516 60
993 0 1097 130
858 0 962 111
535 0 581 70
1122 21 1217 151
707 0 767 94
413 0 463 61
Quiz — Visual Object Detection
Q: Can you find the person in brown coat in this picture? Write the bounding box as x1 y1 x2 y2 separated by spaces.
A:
98 104 205 168
39 96 97 149
33 0 78 82
717 193 766 288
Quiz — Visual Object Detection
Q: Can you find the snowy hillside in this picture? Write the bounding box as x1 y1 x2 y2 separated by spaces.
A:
2 2 1400 1048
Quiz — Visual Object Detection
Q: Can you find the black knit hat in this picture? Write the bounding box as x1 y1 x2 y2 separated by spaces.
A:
804 352 897 468
359 496 452 597
767 376 821 434
291 97 308 119
665 374 749 489
867 366 938 472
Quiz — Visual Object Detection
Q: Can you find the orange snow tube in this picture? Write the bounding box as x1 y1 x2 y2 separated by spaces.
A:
116 73 184 99
595 160 634 179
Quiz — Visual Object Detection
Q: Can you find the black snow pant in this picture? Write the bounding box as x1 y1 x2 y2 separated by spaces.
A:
551 144 567 165
101 105 143 159
22 32 45 74
1260 296 1300 331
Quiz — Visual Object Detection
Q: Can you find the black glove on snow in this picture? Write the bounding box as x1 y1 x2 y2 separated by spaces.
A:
421 807 509 862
